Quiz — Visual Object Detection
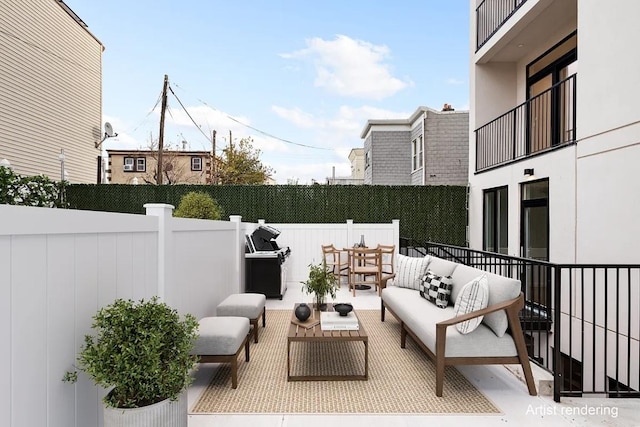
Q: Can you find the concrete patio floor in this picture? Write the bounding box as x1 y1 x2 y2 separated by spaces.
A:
187 282 639 426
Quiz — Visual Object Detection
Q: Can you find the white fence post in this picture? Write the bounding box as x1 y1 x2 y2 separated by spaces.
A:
229 215 244 293
144 203 175 300
392 219 400 250
346 219 354 247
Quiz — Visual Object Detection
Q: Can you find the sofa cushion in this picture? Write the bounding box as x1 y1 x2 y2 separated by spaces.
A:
453 274 489 334
419 271 453 308
381 286 518 358
427 256 459 278
394 254 430 290
452 265 521 337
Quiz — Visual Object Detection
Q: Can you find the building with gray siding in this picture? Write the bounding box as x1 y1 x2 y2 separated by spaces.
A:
360 106 469 186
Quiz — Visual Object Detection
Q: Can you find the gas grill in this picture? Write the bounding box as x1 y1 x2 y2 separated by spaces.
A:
245 225 291 299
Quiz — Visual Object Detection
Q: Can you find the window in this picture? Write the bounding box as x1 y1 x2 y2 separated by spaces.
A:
136 157 146 172
483 186 508 254
191 157 202 171
365 151 370 168
123 157 134 171
526 32 577 153
412 136 423 171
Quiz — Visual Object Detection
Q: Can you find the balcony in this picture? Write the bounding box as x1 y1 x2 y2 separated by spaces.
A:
476 0 529 50
475 74 576 172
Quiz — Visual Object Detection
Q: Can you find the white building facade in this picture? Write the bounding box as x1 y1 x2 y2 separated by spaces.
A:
469 0 640 397
469 0 640 264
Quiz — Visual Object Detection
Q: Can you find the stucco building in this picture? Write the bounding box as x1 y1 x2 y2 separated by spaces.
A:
107 149 212 184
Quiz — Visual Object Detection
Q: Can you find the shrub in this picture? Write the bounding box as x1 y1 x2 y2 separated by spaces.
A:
75 297 199 408
173 191 223 220
0 166 66 207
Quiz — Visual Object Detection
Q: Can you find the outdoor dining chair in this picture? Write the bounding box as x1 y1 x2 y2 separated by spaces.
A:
321 244 349 283
348 247 382 296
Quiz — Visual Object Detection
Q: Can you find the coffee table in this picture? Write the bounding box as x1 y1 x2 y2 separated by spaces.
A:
287 303 369 381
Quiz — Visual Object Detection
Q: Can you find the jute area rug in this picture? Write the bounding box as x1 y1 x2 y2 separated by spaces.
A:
191 309 499 414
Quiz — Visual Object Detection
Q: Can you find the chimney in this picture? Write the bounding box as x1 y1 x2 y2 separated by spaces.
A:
442 103 454 111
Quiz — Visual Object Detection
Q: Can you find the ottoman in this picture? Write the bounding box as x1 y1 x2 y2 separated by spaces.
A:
192 316 250 389
217 293 267 343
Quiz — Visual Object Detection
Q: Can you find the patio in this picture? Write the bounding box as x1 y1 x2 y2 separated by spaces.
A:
187 281 637 427
1 203 637 426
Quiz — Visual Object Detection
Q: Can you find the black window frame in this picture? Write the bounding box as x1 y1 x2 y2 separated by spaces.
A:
482 186 508 254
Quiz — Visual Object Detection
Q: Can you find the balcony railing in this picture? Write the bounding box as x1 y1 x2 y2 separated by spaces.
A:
399 239 640 402
476 0 529 50
475 74 577 172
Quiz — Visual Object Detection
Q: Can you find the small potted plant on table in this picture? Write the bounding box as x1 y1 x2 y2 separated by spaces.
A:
301 261 339 311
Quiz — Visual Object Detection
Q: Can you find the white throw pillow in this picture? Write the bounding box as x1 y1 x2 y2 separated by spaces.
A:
394 254 430 290
453 274 489 334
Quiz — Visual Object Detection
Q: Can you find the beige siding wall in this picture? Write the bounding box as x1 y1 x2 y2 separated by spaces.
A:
0 0 102 183
108 151 212 184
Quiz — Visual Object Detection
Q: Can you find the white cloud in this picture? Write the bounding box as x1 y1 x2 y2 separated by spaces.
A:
272 104 409 143
446 77 465 85
281 35 412 100
270 106 316 129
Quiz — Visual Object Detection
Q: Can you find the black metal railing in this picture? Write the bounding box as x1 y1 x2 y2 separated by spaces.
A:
399 239 640 402
476 0 529 50
475 74 577 172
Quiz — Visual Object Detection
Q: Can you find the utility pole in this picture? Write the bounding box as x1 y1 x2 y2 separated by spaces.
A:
157 74 169 184
212 129 217 184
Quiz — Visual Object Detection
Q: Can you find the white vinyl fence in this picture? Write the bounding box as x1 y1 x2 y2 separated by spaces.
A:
0 203 398 427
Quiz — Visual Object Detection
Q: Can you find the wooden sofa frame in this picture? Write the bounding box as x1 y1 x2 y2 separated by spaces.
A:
381 292 537 397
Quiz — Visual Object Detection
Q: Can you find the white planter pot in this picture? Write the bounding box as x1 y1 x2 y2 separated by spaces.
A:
103 391 187 427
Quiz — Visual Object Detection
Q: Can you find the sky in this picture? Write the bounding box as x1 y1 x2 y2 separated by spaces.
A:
64 0 470 184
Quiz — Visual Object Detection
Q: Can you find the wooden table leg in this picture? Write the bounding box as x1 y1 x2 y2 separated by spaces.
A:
364 340 369 380
287 340 291 381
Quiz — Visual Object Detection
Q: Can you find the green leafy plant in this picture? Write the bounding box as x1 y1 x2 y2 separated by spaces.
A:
68 297 198 408
301 261 339 308
0 165 67 207
173 191 223 220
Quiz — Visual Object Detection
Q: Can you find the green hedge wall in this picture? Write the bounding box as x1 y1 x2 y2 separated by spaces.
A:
66 184 468 245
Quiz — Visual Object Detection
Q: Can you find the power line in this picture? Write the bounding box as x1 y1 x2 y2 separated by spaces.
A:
128 90 164 134
168 85 214 145
172 82 332 151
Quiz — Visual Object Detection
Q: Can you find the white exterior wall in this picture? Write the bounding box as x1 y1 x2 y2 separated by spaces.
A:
0 0 103 183
468 147 577 262
470 0 640 394
574 0 640 264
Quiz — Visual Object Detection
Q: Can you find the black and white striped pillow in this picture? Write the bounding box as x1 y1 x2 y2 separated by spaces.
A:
419 271 453 308
394 254 429 290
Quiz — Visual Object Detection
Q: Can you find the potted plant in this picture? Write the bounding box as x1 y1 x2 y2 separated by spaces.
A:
301 261 339 310
65 297 198 427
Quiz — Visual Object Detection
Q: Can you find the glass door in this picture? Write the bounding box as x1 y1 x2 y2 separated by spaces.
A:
526 33 577 154
521 180 549 307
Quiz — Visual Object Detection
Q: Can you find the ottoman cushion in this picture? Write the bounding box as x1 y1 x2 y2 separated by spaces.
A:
217 293 266 319
192 317 250 356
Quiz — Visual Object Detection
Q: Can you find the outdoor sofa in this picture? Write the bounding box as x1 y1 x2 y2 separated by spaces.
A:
380 254 537 397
